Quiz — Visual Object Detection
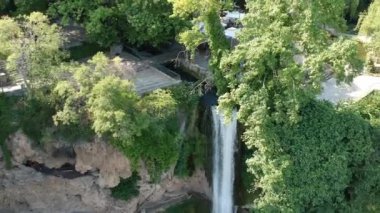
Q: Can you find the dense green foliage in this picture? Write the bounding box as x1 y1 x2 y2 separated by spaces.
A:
341 92 380 212
170 84 207 177
0 0 7 13
0 0 379 209
359 0 380 60
68 42 106 61
174 135 207 177
0 95 19 169
358 0 380 35
13 0 48 15
48 0 186 47
111 172 140 201
0 12 65 92
118 0 186 47
19 97 55 143
53 53 192 178
85 7 122 47
170 0 230 91
246 100 373 211
197 0 374 211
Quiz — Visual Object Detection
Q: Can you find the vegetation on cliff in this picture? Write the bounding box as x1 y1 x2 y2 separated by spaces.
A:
0 0 379 211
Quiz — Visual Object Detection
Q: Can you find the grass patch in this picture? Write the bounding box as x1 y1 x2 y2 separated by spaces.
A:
68 42 107 61
111 172 140 201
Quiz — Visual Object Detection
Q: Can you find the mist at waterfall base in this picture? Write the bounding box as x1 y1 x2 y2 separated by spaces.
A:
212 107 237 213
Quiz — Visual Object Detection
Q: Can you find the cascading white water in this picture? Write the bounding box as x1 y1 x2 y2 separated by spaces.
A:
212 107 237 213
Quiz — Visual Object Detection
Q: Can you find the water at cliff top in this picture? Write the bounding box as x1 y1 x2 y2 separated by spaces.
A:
212 107 237 213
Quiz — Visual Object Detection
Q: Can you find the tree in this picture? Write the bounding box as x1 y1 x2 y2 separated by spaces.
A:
85 6 123 47
0 12 64 92
169 0 230 91
342 92 380 212
48 0 102 24
358 0 380 35
358 0 380 59
14 0 49 15
117 0 186 47
48 0 185 47
0 0 7 12
53 52 127 126
88 76 146 142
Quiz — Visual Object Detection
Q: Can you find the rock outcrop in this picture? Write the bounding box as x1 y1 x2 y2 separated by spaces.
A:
0 164 132 213
1 130 211 212
6 131 132 188
6 130 75 168
74 139 132 188
135 163 211 211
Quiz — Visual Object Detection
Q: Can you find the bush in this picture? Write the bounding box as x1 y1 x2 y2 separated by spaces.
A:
14 0 48 15
20 97 55 144
111 172 140 201
0 95 21 169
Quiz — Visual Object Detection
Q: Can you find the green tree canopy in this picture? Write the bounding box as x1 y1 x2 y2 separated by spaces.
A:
88 76 146 142
48 0 186 47
13 0 49 15
359 0 380 35
358 0 380 59
0 12 64 92
246 100 372 212
341 92 380 212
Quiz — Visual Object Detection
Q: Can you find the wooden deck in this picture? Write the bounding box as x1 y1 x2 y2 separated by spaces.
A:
117 52 181 94
134 63 181 94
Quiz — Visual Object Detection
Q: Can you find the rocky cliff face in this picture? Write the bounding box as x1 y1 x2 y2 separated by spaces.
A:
6 131 132 188
0 164 130 213
0 131 211 212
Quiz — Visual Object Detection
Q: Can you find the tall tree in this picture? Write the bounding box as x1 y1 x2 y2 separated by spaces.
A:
0 12 64 92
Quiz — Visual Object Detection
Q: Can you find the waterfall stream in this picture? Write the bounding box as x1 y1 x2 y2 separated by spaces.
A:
211 107 237 213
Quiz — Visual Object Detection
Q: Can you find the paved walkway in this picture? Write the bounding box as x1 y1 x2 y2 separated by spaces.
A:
319 75 380 104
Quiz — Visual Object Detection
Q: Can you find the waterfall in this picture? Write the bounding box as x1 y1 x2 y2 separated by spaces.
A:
211 107 237 213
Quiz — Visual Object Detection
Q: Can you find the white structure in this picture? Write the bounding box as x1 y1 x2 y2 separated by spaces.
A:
319 75 380 104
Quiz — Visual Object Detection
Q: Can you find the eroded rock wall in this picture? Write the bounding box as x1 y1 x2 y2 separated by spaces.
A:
0 131 211 213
